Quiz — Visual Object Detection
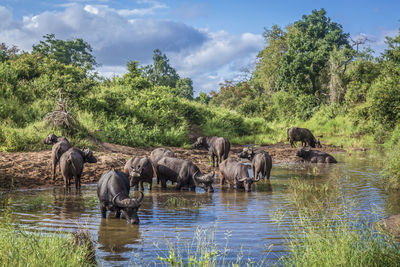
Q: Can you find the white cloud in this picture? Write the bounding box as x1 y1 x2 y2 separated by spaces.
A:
0 4 264 93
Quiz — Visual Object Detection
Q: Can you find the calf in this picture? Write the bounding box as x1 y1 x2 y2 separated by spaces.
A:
97 170 144 224
219 158 256 192
59 147 97 189
296 148 337 163
156 157 214 192
123 157 154 190
193 136 230 167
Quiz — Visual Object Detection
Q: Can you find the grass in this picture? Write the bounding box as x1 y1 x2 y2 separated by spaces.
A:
166 197 201 209
0 201 95 267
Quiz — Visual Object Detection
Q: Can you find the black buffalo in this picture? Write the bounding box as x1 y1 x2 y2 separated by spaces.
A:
59 147 97 189
287 127 321 148
238 146 272 180
219 158 257 192
296 148 337 163
123 157 154 190
97 170 144 224
193 136 230 167
43 133 72 181
150 148 175 184
156 157 214 192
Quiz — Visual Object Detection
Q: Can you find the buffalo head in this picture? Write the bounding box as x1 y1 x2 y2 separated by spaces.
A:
43 133 59 144
236 174 253 192
192 137 205 149
238 146 254 160
112 191 144 224
83 148 97 163
194 170 215 193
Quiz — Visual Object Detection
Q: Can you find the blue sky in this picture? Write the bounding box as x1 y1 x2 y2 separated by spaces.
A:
1 0 399 94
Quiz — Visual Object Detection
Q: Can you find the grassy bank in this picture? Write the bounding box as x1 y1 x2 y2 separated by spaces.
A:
0 199 95 267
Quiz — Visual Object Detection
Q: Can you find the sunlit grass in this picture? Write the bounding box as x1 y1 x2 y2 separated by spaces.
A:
166 197 201 209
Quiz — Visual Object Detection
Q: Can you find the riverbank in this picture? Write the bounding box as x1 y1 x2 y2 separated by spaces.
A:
0 142 344 190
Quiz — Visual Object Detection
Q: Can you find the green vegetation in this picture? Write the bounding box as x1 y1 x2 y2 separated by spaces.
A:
0 199 95 267
166 196 201 209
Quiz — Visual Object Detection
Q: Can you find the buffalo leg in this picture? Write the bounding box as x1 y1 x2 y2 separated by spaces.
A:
161 178 167 189
52 157 57 181
219 173 225 186
101 205 107 218
148 181 152 190
175 181 182 191
115 210 121 218
211 155 215 167
139 181 144 191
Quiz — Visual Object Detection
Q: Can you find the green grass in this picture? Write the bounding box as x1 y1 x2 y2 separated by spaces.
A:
0 203 95 267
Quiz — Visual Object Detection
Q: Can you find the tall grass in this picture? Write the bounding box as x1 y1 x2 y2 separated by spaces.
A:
280 177 400 266
0 200 95 266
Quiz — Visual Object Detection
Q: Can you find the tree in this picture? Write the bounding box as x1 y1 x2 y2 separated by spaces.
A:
197 92 210 105
251 25 288 93
32 34 97 69
276 9 350 97
143 49 180 88
383 28 400 64
0 43 19 62
176 78 194 99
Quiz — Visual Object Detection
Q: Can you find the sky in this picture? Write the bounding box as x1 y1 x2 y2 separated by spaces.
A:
1 0 399 95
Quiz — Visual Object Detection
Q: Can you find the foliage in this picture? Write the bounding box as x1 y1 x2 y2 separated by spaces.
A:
143 49 180 88
32 34 97 69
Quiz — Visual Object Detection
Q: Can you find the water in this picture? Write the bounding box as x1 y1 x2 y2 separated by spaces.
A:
2 151 399 266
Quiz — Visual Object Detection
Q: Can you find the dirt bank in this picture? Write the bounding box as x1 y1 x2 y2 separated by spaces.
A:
0 142 344 190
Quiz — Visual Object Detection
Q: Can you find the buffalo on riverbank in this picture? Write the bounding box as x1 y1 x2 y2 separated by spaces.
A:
296 148 337 163
123 157 154 190
287 127 321 148
193 136 230 167
239 146 273 180
43 134 72 181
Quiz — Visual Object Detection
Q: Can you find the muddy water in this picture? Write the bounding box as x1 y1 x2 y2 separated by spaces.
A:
2 152 400 266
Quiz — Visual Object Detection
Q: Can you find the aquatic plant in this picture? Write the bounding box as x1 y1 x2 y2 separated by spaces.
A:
166 197 201 209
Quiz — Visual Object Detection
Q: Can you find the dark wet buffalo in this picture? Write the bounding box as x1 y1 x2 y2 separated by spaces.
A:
123 157 154 190
219 158 257 192
296 148 337 163
59 147 97 189
238 146 272 180
156 157 215 192
97 170 144 224
150 148 175 184
193 136 230 167
287 127 322 148
43 133 72 181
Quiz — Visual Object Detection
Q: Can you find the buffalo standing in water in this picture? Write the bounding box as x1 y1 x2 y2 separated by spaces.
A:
239 146 273 180
59 147 97 189
150 148 175 184
219 158 257 192
287 127 322 148
43 133 72 181
296 148 337 163
156 157 215 192
123 157 154 190
193 136 230 167
97 170 144 224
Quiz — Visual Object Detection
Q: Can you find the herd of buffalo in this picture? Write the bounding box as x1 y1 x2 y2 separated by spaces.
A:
43 127 337 224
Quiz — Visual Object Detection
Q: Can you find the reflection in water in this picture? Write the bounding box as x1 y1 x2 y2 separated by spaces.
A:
2 151 397 265
97 219 141 262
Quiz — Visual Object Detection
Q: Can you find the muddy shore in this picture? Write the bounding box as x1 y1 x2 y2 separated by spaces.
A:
0 142 344 190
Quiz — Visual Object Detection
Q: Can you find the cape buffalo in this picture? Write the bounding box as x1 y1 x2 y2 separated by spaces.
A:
193 136 230 167
59 147 97 189
97 170 144 224
123 157 154 190
219 158 257 192
296 148 337 163
239 146 272 180
156 157 214 192
43 134 72 181
287 127 322 148
150 148 175 184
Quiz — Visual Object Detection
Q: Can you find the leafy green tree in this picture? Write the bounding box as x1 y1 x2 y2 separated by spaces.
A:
176 77 194 99
197 92 210 105
383 29 400 64
276 9 350 97
0 43 19 62
252 25 288 93
143 49 180 88
32 34 97 69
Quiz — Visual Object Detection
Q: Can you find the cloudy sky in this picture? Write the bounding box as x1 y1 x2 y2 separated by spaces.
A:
1 0 399 95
